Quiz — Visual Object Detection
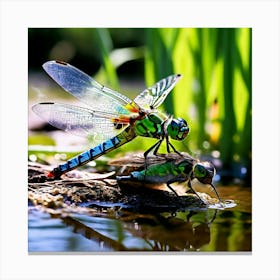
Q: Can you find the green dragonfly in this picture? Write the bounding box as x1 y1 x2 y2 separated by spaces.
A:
32 61 189 179
114 152 223 204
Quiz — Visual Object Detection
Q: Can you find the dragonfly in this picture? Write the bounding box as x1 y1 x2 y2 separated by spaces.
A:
32 60 189 179
113 152 223 205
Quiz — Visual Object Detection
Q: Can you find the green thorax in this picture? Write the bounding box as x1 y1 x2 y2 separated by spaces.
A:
134 112 164 139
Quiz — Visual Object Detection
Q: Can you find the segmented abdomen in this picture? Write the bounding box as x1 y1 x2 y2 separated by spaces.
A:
48 126 136 178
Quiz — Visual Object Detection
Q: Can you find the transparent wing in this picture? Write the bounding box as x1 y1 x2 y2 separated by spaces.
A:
134 74 182 110
109 152 192 167
43 61 137 115
32 102 129 143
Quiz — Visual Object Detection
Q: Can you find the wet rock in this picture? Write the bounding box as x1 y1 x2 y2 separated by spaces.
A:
28 162 214 213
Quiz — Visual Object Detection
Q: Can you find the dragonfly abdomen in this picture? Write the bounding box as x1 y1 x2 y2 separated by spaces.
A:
48 126 136 178
131 172 177 184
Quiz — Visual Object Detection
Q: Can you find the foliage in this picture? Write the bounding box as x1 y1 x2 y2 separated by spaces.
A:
143 28 251 168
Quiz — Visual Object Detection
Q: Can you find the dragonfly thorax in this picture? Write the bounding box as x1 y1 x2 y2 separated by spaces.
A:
133 113 164 139
167 118 189 140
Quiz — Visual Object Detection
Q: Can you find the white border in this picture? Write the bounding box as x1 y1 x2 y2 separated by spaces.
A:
1 0 280 280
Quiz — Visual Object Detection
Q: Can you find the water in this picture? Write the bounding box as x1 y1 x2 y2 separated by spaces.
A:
28 185 251 252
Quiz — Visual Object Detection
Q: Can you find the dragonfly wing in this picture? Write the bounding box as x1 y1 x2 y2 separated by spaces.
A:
43 61 136 115
32 102 129 143
134 74 182 109
109 152 189 167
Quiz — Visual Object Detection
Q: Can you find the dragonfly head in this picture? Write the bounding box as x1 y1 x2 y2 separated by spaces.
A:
167 118 189 140
193 162 223 203
193 162 216 184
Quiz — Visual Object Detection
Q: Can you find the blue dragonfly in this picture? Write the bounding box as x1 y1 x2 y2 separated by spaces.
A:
32 61 189 179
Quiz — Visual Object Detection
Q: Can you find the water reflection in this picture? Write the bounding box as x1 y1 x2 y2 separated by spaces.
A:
29 203 251 252
120 210 218 251
28 208 102 252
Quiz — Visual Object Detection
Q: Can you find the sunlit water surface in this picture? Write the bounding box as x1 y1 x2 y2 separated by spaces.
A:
28 186 251 252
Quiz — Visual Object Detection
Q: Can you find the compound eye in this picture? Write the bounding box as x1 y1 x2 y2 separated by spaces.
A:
167 118 189 140
194 162 215 184
194 163 207 178
176 118 189 140
178 118 188 128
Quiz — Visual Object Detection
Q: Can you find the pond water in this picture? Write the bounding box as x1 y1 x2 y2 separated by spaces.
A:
28 185 251 252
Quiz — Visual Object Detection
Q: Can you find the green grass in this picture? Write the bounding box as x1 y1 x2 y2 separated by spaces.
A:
143 28 251 167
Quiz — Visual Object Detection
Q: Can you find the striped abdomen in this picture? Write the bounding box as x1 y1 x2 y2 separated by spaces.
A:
48 126 136 178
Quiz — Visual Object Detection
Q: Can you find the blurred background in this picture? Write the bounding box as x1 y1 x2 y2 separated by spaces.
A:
28 28 252 185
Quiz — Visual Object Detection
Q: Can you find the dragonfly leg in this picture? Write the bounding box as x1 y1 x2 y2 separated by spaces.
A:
143 138 164 159
166 182 179 197
152 139 165 156
143 139 163 178
210 183 223 204
166 136 171 154
166 177 186 197
165 136 182 156
187 180 205 204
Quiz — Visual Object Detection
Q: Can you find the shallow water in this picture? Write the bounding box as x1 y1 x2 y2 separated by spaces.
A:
28 185 251 252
